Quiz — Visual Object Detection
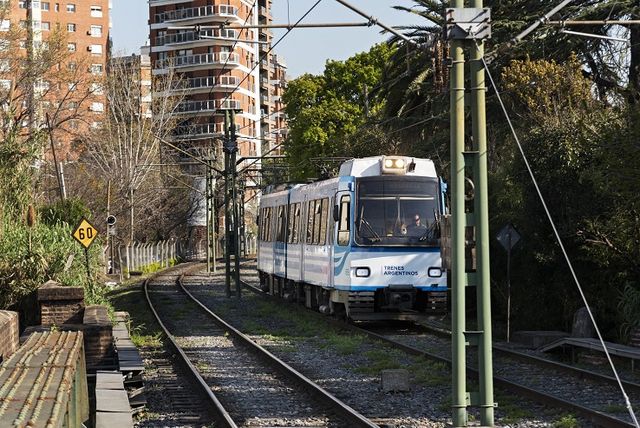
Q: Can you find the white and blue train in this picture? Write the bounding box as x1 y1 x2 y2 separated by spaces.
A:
257 155 448 320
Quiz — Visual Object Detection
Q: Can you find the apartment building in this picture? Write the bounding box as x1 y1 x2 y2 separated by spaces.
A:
149 1 262 157
109 50 152 119
149 0 288 243
0 0 111 159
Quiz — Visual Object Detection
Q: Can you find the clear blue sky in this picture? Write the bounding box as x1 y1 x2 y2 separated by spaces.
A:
110 1 426 77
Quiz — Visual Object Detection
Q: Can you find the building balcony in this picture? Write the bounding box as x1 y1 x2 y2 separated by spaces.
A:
154 5 238 25
156 52 240 71
176 99 242 115
149 0 191 7
155 29 238 47
172 122 256 140
175 75 241 93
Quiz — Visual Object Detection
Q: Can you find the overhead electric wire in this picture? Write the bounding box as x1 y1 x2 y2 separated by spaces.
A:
475 40 640 427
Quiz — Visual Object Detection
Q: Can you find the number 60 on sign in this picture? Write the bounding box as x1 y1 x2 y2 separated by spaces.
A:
72 218 98 248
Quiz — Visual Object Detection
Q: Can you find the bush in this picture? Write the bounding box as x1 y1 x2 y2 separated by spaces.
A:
40 198 92 228
0 216 105 310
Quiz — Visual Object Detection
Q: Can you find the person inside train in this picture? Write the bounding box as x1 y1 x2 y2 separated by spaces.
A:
407 214 427 237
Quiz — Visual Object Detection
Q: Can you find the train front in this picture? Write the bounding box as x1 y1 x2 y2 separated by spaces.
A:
335 156 448 319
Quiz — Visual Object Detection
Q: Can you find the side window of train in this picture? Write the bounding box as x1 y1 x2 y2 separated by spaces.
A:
277 205 286 242
287 204 295 244
337 195 351 246
319 198 328 245
327 197 335 245
265 207 272 242
306 200 315 244
313 199 323 244
293 203 301 243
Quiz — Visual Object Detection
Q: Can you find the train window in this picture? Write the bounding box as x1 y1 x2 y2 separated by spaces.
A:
327 197 335 245
337 195 351 246
265 207 272 242
277 205 287 242
289 203 300 243
313 200 323 244
318 198 328 245
306 200 315 244
287 204 295 243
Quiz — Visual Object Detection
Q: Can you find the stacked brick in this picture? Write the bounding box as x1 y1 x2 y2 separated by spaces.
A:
37 280 85 325
0 310 19 361
82 305 115 370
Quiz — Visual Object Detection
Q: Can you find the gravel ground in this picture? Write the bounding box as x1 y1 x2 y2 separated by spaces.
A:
180 263 583 427
147 270 346 427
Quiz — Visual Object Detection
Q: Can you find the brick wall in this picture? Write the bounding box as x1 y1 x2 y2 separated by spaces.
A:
82 305 114 371
38 280 85 325
0 311 19 361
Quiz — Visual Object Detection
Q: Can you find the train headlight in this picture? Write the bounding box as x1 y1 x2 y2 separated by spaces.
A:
381 156 408 175
428 267 442 278
354 267 370 278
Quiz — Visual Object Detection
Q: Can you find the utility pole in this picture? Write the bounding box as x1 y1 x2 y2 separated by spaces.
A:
223 110 242 297
206 145 212 275
446 4 494 427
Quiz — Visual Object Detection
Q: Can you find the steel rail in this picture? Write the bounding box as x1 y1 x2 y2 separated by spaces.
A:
143 265 238 428
238 277 635 427
176 274 379 428
412 320 640 396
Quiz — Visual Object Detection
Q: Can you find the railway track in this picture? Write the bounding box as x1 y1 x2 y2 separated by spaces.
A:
237 262 639 427
144 262 378 428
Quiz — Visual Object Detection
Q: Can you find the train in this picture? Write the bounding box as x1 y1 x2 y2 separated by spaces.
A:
257 155 448 321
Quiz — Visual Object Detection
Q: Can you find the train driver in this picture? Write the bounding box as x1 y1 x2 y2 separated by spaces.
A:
407 214 427 237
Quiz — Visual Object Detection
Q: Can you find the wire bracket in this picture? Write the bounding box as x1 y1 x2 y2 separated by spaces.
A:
445 8 491 40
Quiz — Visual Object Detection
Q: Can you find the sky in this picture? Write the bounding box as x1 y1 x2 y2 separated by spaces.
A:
110 1 426 77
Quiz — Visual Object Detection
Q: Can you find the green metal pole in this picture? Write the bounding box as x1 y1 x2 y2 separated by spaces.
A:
470 5 495 424
224 111 232 297
206 149 211 275
451 9 468 427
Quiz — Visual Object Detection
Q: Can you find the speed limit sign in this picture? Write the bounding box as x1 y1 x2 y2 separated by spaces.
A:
72 218 98 248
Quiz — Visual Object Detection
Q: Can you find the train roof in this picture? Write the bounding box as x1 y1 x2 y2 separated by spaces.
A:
339 156 437 178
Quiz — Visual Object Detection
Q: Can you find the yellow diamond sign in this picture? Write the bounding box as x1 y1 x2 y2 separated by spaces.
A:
72 218 98 249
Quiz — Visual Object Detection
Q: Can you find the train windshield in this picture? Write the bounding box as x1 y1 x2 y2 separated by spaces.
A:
355 177 440 247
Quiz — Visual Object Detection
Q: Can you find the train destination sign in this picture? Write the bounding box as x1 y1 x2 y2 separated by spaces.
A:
72 218 98 249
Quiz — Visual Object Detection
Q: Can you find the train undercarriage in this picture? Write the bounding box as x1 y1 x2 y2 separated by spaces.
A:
258 271 448 321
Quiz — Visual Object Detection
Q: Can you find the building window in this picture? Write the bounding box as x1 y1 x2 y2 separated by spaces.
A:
42 2 50 10
41 21 50 31
90 63 103 74
18 1 26 8
90 5 102 17
55 3 59 11
0 20 9 32
67 62 76 70
66 3 75 12
90 102 104 112
90 25 101 37
66 23 75 32
67 42 76 52
89 44 102 55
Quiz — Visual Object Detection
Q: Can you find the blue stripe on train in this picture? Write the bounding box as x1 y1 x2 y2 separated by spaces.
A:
333 284 448 291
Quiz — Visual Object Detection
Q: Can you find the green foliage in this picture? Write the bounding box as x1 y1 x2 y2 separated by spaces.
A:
0 216 105 309
39 198 92 228
553 414 579 428
283 43 396 180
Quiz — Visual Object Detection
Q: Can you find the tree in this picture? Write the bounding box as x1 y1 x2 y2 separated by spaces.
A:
283 43 395 180
0 3 102 216
84 56 186 242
